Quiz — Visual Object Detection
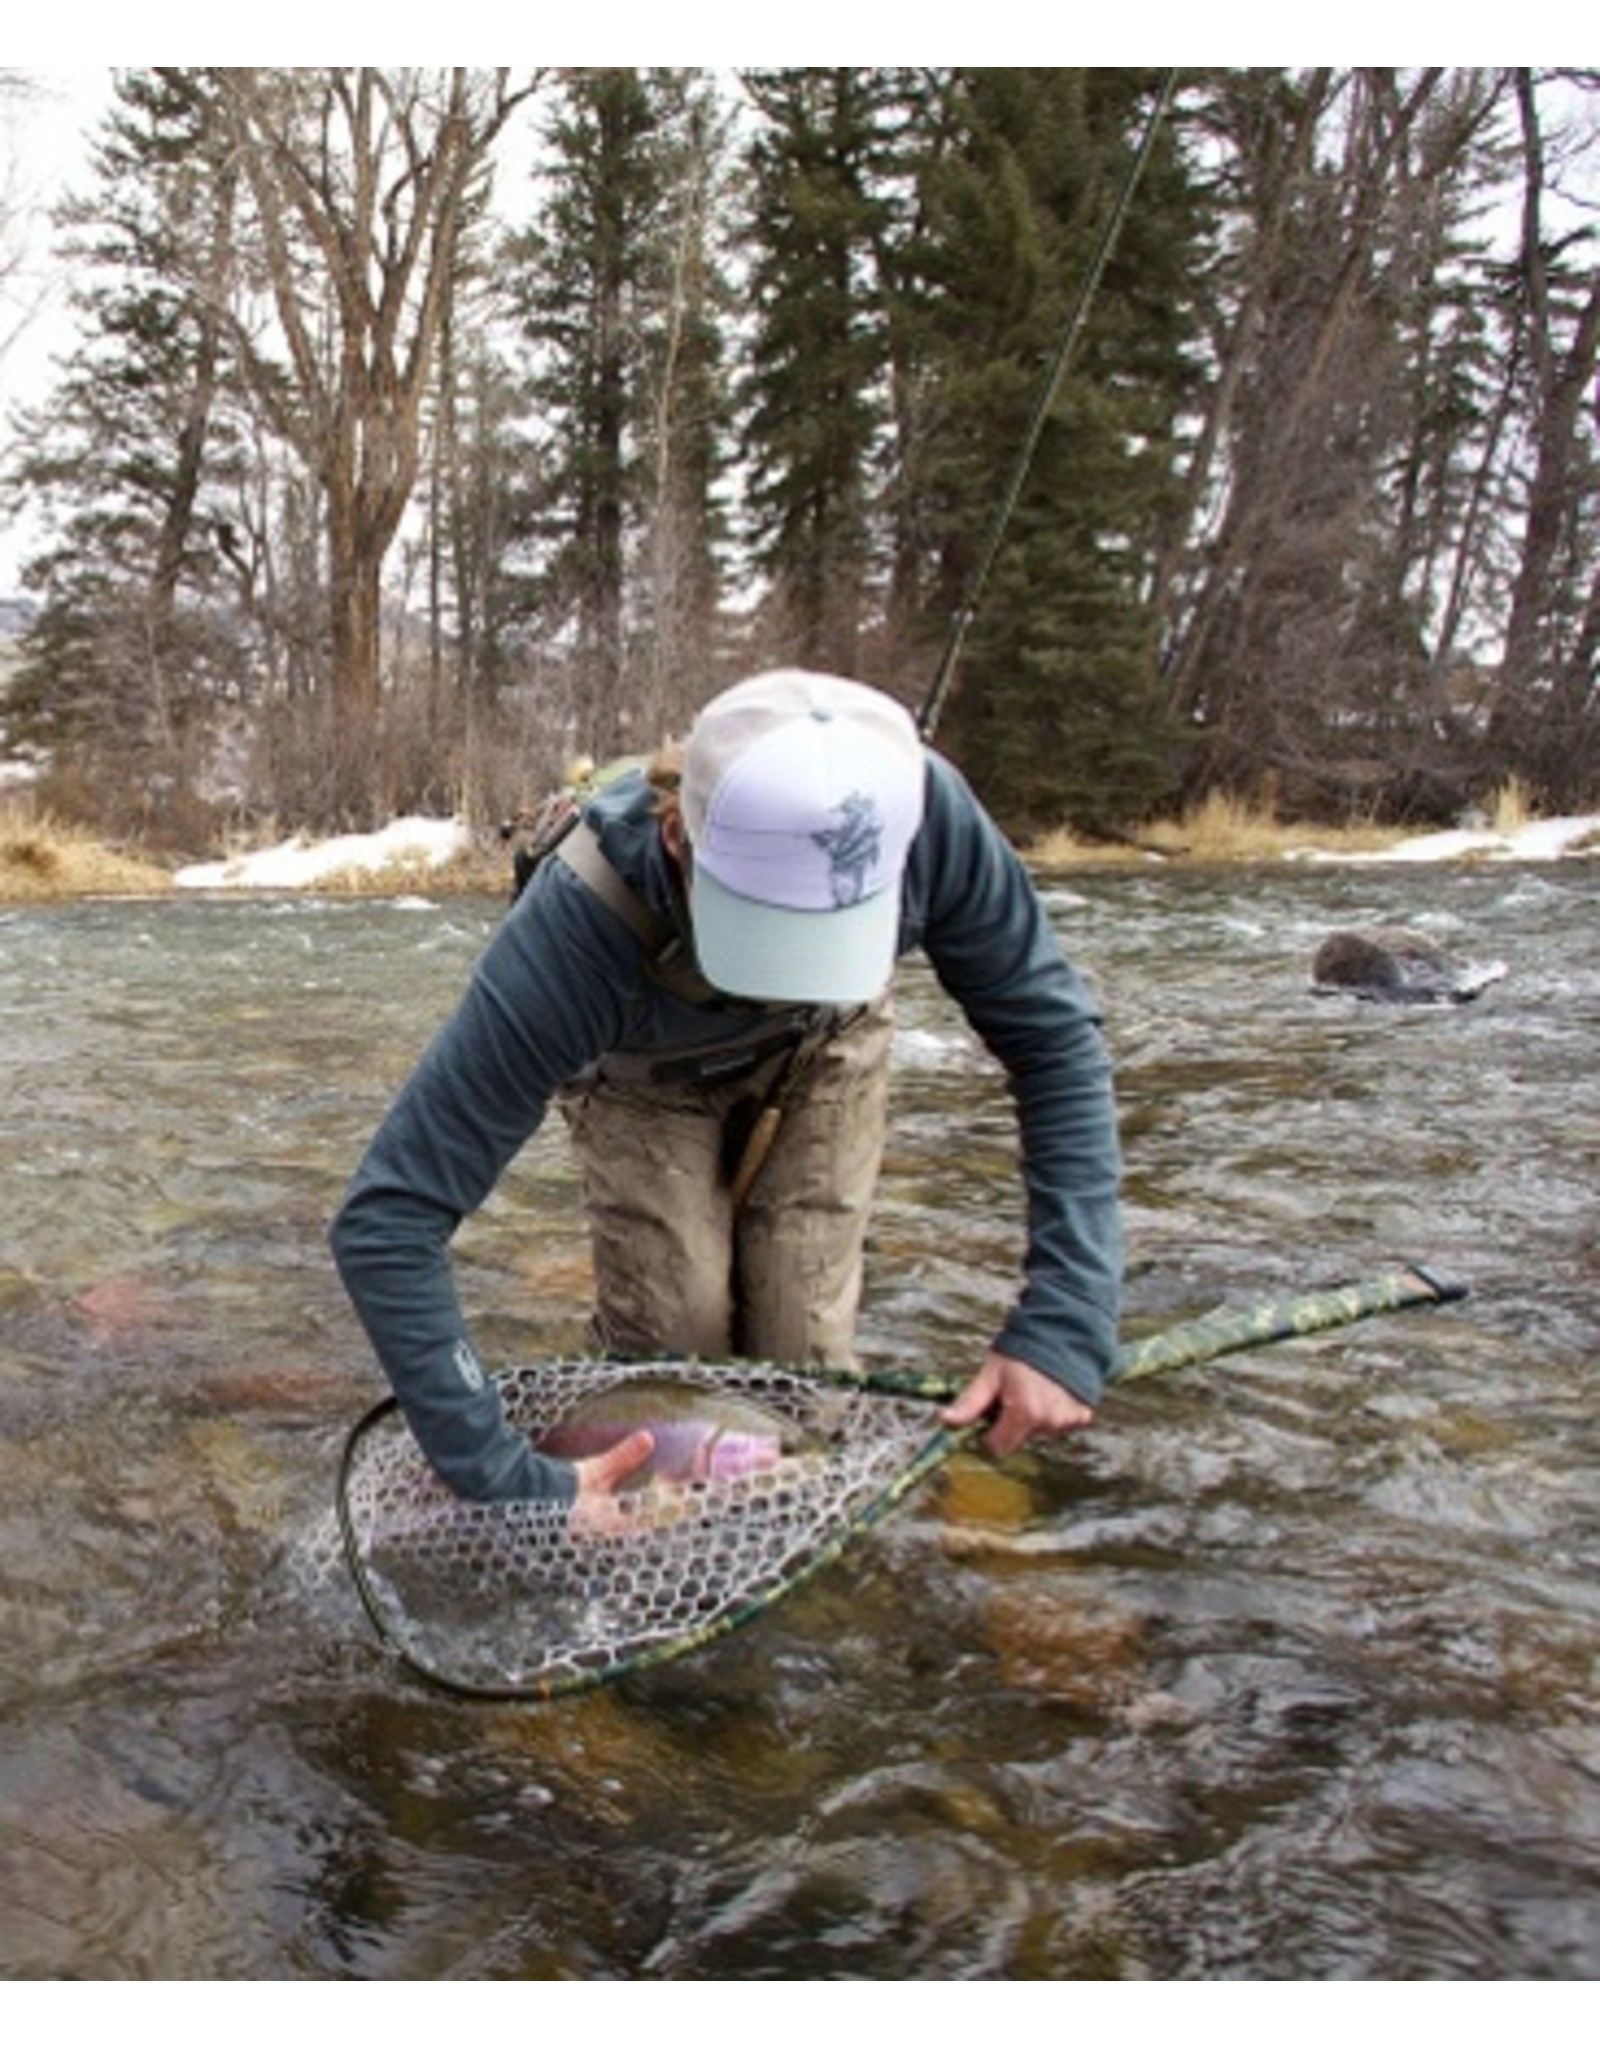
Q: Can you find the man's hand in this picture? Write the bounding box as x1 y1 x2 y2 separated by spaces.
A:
567 1427 655 1539
940 1350 1094 1458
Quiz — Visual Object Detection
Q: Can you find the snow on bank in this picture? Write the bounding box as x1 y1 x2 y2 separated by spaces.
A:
173 816 472 890
1296 814 1599 865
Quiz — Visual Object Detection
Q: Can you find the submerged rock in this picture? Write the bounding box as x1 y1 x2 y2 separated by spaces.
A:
1311 926 1507 1005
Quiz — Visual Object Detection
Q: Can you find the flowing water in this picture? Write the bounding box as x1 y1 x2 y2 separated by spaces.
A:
0 857 1596 1979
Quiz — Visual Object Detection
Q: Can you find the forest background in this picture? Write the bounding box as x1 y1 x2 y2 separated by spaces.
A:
0 66 1596 856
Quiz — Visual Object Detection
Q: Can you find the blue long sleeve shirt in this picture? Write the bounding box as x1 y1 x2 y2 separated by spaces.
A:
329 751 1123 1503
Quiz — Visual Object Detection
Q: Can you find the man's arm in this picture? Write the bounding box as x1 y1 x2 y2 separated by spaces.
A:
329 861 637 1501
909 755 1124 1431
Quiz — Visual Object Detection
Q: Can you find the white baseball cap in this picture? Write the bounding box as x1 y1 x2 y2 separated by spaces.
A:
681 670 927 1004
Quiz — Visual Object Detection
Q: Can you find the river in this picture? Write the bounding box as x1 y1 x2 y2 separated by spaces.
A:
1 855 1596 1978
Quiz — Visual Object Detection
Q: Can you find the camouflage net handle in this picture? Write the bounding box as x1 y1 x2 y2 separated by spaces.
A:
333 1263 1466 1702
1109 1260 1466 1385
858 1259 1468 1405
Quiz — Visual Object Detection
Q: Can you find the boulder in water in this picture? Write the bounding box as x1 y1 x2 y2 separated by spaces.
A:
1310 926 1507 1005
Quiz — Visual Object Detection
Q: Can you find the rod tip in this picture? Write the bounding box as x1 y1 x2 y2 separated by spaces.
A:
1404 1261 1470 1304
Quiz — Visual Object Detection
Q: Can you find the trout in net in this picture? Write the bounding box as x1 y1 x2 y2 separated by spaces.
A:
333 1356 957 1700
535 1374 801 1485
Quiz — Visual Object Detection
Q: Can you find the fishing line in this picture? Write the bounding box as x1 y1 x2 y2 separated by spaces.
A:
917 68 1180 745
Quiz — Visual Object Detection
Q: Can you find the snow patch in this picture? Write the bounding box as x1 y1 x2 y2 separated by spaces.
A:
1295 815 1599 865
174 816 471 891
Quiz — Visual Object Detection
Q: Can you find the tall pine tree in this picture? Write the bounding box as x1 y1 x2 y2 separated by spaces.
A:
737 68 902 679
6 68 247 832
506 67 728 756
907 68 1199 836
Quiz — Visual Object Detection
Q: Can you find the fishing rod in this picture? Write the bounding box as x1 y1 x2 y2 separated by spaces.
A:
917 67 1180 745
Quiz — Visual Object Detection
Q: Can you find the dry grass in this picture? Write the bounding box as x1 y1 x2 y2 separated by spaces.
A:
1488 775 1533 834
0 808 172 902
309 842 512 896
1032 790 1408 870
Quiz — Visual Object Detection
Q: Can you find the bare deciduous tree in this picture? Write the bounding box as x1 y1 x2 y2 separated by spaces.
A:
0 70 40 373
212 68 539 802
1160 69 1528 819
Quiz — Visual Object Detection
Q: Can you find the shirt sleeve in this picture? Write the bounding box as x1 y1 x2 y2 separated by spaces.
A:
912 755 1124 1404
328 857 637 1502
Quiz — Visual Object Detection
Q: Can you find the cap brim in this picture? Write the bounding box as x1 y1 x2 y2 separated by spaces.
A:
689 863 899 1005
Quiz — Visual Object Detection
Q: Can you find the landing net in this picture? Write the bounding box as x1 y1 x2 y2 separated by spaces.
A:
334 1357 957 1701
324 1265 1465 1701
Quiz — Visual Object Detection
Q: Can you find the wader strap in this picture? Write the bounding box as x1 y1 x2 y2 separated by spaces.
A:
556 818 724 1007
555 817 670 952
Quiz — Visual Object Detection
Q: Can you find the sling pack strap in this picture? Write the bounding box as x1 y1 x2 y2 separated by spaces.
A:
555 816 726 1009
555 814 665 946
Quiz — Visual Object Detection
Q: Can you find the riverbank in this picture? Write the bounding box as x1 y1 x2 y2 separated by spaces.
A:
2 799 1597 905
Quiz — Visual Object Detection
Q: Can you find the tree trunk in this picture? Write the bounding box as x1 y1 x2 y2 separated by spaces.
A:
1485 71 1600 804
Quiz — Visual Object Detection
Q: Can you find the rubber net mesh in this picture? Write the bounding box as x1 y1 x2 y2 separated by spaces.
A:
321 1358 953 1698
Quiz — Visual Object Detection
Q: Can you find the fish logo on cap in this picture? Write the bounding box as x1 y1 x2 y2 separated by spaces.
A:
812 791 884 908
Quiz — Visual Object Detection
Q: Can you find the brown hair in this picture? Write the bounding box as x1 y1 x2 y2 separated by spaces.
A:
647 738 684 826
